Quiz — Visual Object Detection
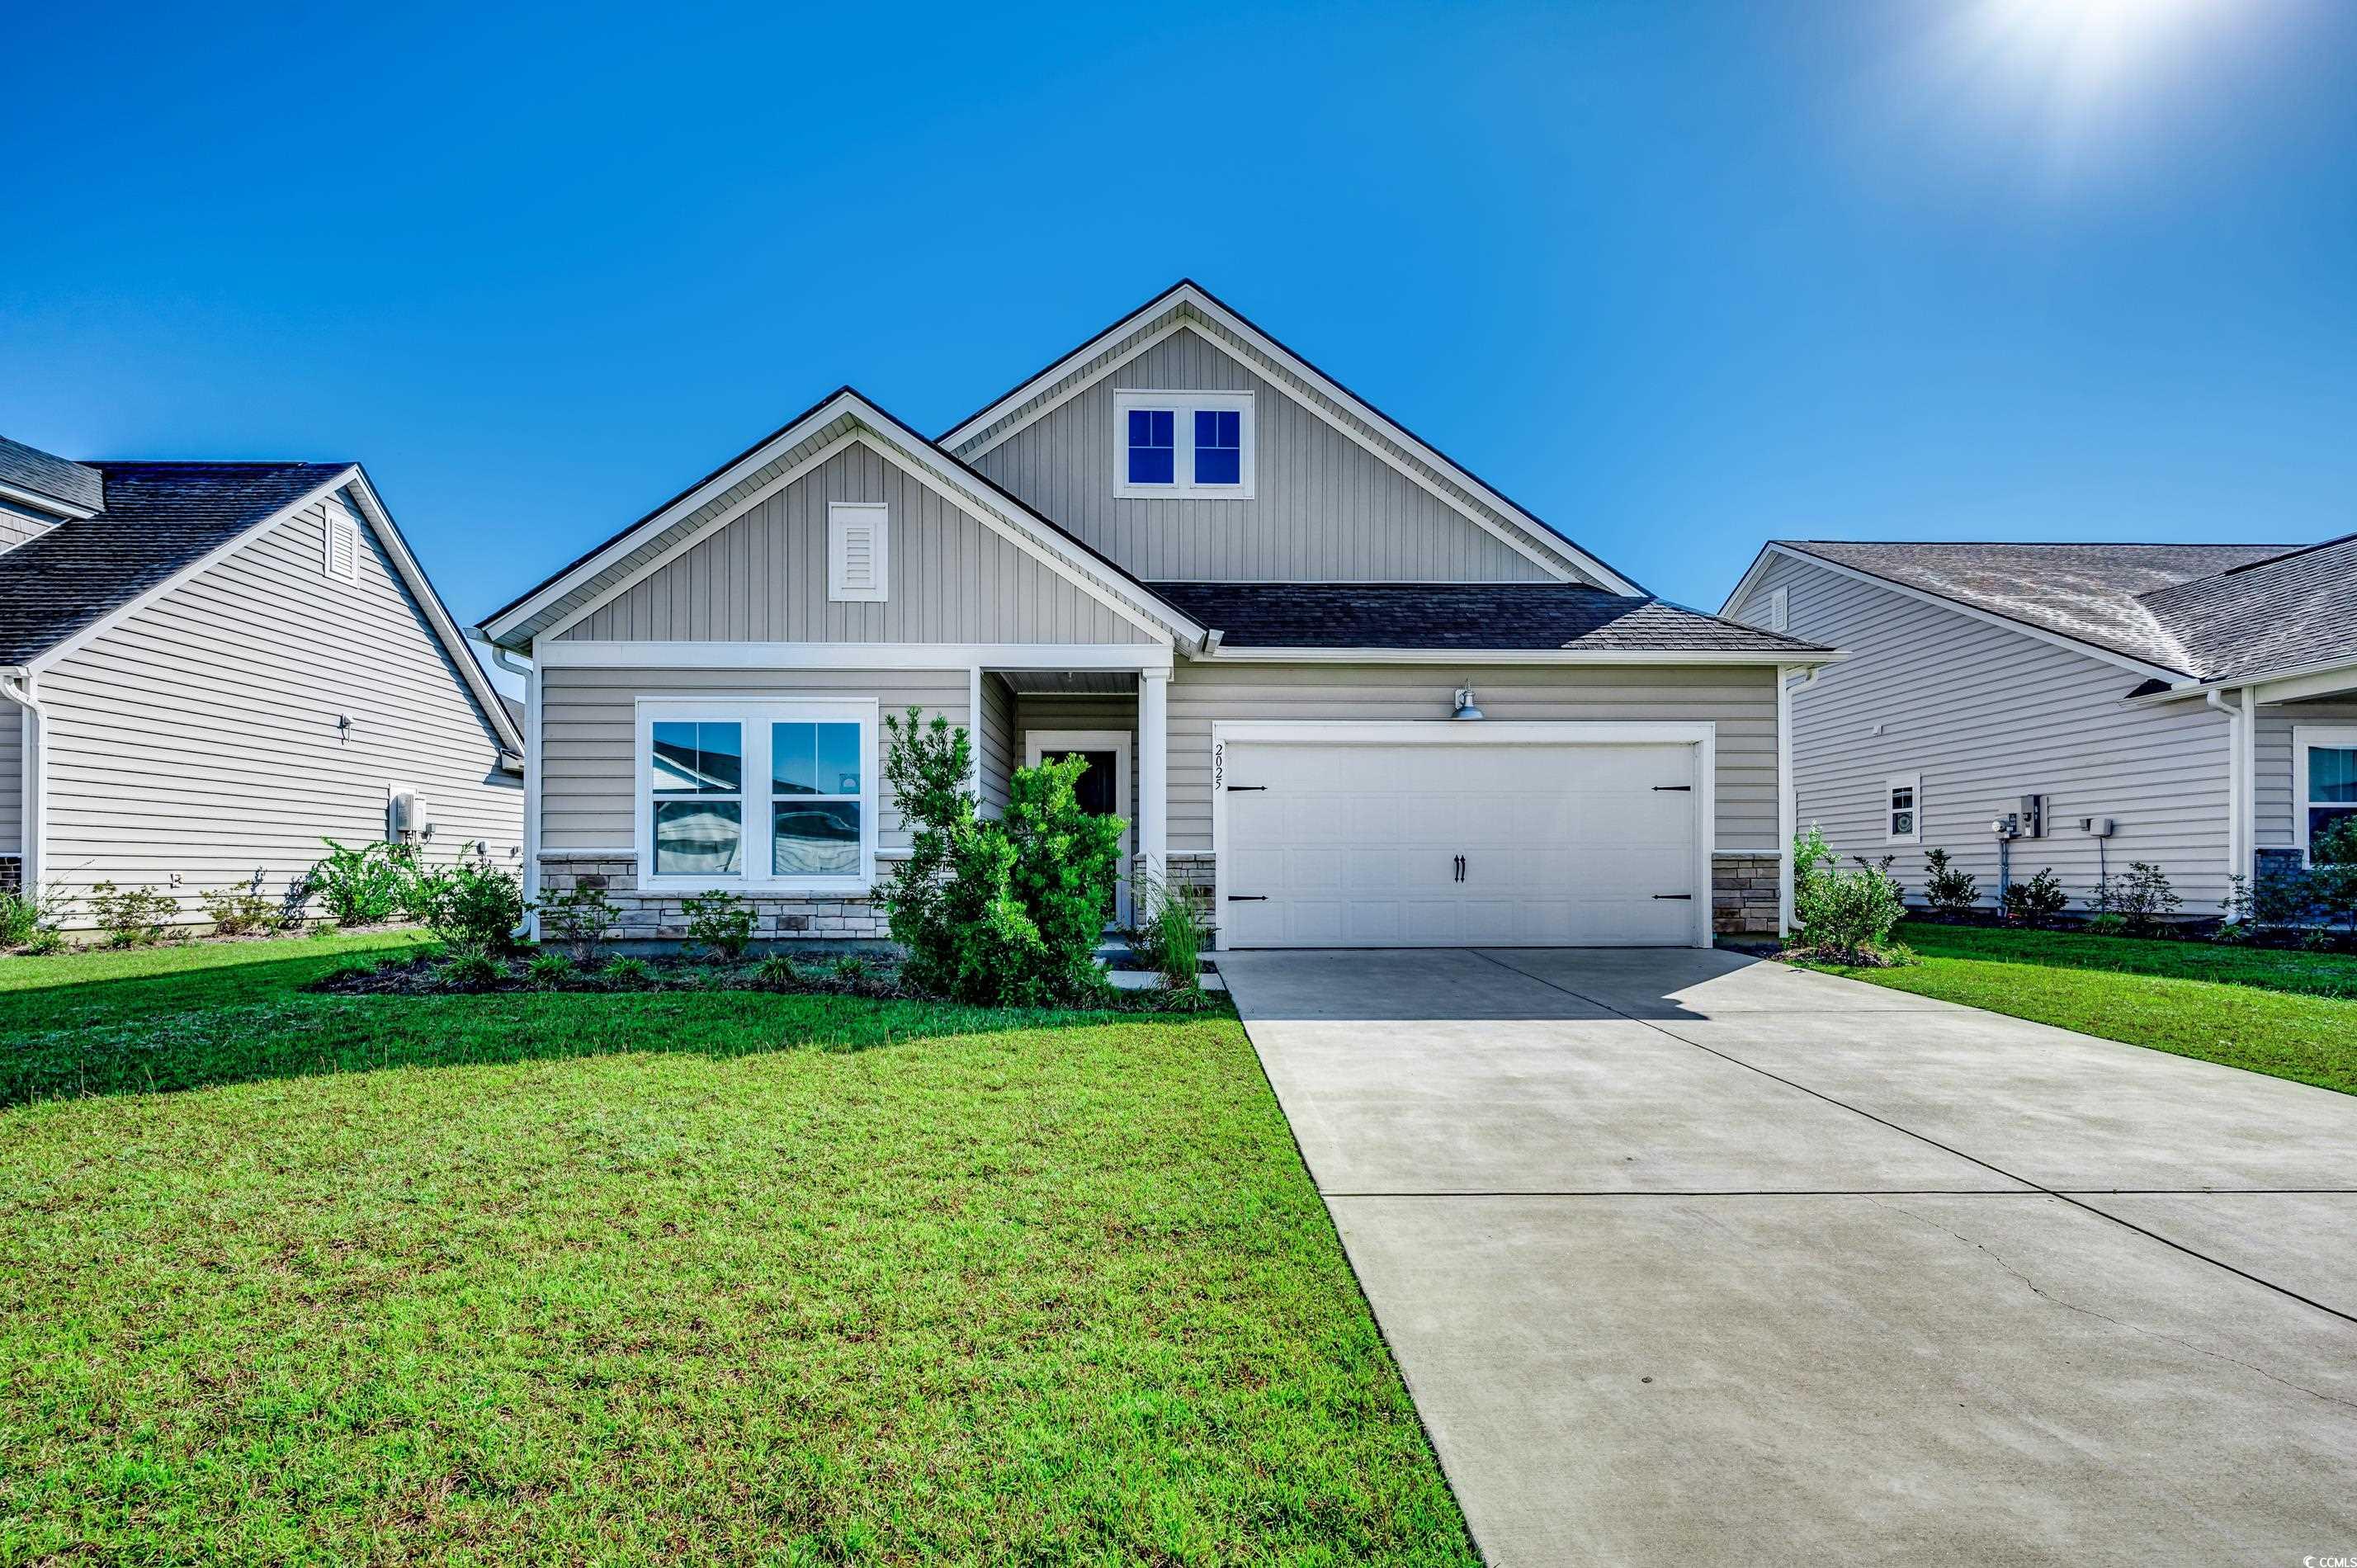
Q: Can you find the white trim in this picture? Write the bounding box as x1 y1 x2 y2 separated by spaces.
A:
1139 668 1169 883
484 393 1200 649
1723 543 2189 687
826 499 889 602
0 673 43 892
2293 725 2357 866
1768 587 1788 634
1884 771 1923 846
967 664 986 806
2240 686 2259 886
1201 645 1842 668
634 696 880 893
522 659 543 939
1777 664 1797 933
1112 390 1257 500
1027 728 1133 924
944 288 1639 593
541 640 1175 672
0 478 96 522
1209 720 1717 948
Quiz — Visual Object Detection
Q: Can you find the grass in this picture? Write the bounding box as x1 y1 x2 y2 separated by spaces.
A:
0 936 1475 1565
1798 920 2357 1096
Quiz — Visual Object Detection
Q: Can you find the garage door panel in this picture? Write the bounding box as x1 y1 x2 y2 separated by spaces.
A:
1221 733 1704 949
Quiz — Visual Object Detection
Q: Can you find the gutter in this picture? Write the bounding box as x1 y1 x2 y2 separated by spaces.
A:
0 668 45 895
1191 645 1849 667
2123 653 2357 707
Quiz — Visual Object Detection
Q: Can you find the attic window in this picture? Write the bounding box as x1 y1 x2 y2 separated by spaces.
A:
828 501 888 602
1114 390 1254 498
324 512 360 583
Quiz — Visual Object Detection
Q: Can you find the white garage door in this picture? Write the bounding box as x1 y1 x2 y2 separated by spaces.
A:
1216 730 1707 948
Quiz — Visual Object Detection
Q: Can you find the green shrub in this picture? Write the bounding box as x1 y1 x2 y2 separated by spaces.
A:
1789 826 1905 958
534 883 622 962
2093 860 2181 936
197 881 283 937
879 709 1122 1008
2084 912 2128 937
435 946 506 989
1131 872 1207 992
423 859 525 952
395 856 449 924
525 949 577 989
88 882 180 947
750 952 801 989
0 881 65 950
598 955 656 989
682 890 756 961
307 839 409 926
1921 848 1978 916
833 953 875 984
2002 867 2069 925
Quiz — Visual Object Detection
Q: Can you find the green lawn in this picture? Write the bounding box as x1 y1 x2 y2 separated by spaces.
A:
1799 921 2357 1095
0 937 1474 1565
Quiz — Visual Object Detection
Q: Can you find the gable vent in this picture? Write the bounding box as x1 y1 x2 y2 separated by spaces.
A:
829 501 889 602
324 512 360 583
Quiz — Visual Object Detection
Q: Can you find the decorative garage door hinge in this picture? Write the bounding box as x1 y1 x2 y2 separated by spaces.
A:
1225 784 1267 791
1652 785 1693 791
1653 893 1692 900
1226 895 1268 902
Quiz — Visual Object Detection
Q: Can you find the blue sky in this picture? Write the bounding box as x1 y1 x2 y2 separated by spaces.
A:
5 0 2352 626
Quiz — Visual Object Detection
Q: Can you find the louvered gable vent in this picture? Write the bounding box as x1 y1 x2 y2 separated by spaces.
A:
828 501 888 602
324 511 360 583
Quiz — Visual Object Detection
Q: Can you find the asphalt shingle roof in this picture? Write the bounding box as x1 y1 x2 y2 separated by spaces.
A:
0 461 350 664
1777 540 2293 675
2137 532 2357 683
1145 582 1832 654
0 435 105 516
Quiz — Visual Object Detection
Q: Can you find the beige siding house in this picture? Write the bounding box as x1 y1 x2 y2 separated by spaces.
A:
1722 538 2357 917
0 437 523 928
481 282 1835 949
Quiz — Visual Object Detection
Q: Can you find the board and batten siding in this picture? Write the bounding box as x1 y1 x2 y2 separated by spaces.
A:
967 326 1557 584
538 665 968 856
1165 661 1777 855
37 490 521 924
1742 552 2235 912
2256 697 2357 851
559 441 1155 645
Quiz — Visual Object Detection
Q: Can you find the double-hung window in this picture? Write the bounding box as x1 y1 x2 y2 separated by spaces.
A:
1886 772 1921 844
641 700 876 887
2296 727 2357 862
1114 390 1254 498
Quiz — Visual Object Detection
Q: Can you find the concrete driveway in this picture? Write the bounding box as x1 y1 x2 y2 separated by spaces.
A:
1219 947 2357 1567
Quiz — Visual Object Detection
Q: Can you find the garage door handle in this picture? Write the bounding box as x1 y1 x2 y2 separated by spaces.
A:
1226 785 1268 791
1652 785 1692 792
1226 895 1268 902
1653 894 1692 900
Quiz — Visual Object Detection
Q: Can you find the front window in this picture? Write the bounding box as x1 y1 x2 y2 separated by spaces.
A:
2298 728 2357 860
1887 773 1921 843
1113 390 1254 498
643 703 875 886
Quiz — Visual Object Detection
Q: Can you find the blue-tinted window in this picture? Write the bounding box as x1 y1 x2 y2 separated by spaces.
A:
1193 409 1241 486
1127 408 1174 485
772 721 862 796
650 721 742 794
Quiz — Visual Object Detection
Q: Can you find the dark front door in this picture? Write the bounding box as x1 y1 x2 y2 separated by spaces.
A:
1051 750 1119 817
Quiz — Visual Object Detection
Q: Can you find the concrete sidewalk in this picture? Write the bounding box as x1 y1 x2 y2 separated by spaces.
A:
1221 947 2357 1567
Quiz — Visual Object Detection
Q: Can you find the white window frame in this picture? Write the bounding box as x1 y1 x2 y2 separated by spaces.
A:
1886 772 1922 844
323 511 361 583
635 697 880 892
2294 725 2357 865
1112 390 1256 499
827 501 889 602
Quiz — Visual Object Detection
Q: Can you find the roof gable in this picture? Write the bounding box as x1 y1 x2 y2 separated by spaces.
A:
940 281 1642 596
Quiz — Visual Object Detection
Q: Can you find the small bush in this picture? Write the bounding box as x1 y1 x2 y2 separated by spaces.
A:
2084 912 2128 937
525 949 576 989
2093 860 2181 937
1921 848 1978 916
308 839 409 926
598 955 656 989
1788 826 1905 959
395 857 450 925
2002 868 2068 925
198 881 283 937
682 890 756 961
833 954 874 984
425 860 525 952
89 882 179 947
0 881 66 950
436 946 506 989
535 883 621 962
750 952 801 989
1131 873 1207 992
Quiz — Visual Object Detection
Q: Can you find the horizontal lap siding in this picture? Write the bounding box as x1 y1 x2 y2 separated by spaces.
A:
0 707 19 852
539 665 967 852
1749 554 2233 911
39 493 521 922
969 327 1552 583
560 442 1152 645
1166 662 1777 854
1013 694 1141 829
2256 697 2357 848
977 673 1014 817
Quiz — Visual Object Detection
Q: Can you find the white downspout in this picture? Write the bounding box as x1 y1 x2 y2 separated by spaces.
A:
2239 684 2258 888
0 668 45 898
2207 689 2249 895
1776 664 1797 935
492 645 541 942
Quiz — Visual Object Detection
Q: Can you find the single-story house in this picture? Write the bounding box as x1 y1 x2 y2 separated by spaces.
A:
1721 536 2357 916
478 281 1838 949
0 434 524 928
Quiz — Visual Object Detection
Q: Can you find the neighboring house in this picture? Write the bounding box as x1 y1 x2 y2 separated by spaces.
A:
0 435 525 928
1721 537 2357 917
479 281 1835 950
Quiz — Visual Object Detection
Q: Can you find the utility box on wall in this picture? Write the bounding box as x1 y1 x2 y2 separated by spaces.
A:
2016 794 2045 838
388 790 427 840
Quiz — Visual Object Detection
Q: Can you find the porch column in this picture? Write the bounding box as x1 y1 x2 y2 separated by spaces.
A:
2238 684 2258 887
1139 669 1169 881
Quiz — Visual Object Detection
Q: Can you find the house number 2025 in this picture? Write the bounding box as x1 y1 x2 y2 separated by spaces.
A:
1212 740 1225 791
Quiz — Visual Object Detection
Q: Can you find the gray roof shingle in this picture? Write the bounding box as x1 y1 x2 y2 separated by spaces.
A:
0 435 106 516
2137 532 2357 683
1777 540 2293 675
0 461 350 664
1145 582 1832 654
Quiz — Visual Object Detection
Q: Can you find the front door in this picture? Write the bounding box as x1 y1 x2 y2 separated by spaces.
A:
1026 730 1132 927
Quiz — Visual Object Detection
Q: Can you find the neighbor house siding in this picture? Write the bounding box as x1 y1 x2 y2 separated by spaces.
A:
36 489 521 925
1165 661 1778 854
0 502 59 554
0 705 20 855
559 441 1155 645
1748 552 2235 913
2255 697 2357 852
537 664 968 855
966 325 1556 584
